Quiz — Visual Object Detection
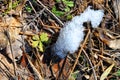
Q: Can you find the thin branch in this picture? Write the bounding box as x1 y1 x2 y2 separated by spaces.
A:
28 0 37 14
0 60 13 77
83 49 97 80
69 29 90 76
36 0 64 26
5 30 17 76
57 55 67 79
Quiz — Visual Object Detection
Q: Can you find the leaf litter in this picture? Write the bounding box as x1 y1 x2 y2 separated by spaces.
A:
0 0 120 80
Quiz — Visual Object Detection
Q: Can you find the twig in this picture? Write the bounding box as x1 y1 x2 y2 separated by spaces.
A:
5 30 17 76
57 55 67 79
39 19 60 29
69 29 90 76
26 55 44 80
21 47 43 80
0 60 13 77
15 0 27 16
83 49 97 80
26 8 45 25
0 65 10 79
28 0 37 14
36 0 64 26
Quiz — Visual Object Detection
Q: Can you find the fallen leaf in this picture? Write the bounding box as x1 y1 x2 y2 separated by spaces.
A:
100 63 114 80
20 53 27 67
94 29 120 49
51 58 72 79
109 39 120 49
113 0 120 23
0 16 22 27
93 0 104 4
0 15 23 50
94 29 110 45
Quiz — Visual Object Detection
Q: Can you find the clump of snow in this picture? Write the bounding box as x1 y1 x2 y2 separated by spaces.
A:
86 6 104 28
52 23 85 58
51 6 104 58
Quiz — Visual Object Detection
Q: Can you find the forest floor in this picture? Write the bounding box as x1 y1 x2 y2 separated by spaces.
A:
0 0 120 80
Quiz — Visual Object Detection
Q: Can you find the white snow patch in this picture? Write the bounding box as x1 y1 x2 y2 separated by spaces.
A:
52 6 104 58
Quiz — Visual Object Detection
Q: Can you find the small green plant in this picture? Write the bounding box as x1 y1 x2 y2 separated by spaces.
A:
115 69 120 77
32 32 50 52
25 5 32 13
52 6 64 17
2 0 20 15
52 0 74 19
69 71 79 80
8 0 20 10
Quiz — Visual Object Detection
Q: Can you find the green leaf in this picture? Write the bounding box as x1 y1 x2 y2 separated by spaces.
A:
69 71 79 80
8 1 20 10
46 38 51 44
52 6 56 11
26 5 32 12
115 69 120 76
38 41 44 52
56 0 61 2
64 7 70 12
71 71 79 79
12 1 19 9
66 14 72 20
32 35 39 41
64 1 74 7
40 33 49 42
52 6 64 17
32 41 39 47
54 11 64 17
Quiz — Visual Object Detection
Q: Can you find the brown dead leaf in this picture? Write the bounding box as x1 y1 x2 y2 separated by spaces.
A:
0 16 23 49
0 16 22 28
41 0 55 8
94 29 110 45
109 39 120 49
20 53 27 67
93 0 104 4
0 32 8 50
94 29 120 49
51 58 71 79
113 0 120 23
28 75 34 80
